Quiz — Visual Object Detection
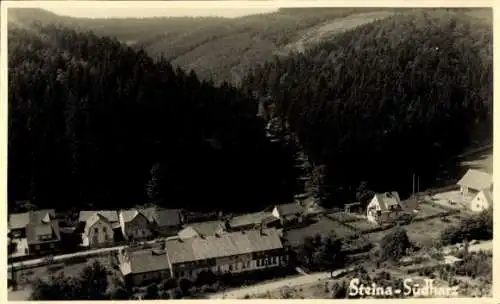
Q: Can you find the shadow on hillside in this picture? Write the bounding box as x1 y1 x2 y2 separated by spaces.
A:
434 148 493 188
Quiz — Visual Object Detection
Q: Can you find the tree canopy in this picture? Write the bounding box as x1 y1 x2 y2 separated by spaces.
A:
8 24 295 212
242 10 492 205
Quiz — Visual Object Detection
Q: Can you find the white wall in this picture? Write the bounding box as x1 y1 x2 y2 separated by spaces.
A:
471 192 490 212
86 220 114 246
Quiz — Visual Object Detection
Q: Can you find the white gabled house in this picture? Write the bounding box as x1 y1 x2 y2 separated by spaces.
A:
366 191 403 224
470 190 493 212
457 169 492 197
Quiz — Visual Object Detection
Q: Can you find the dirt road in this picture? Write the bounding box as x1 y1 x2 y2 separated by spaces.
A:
8 245 126 270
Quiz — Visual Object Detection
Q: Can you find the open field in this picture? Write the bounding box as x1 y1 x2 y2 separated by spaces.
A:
413 202 452 221
279 11 395 55
366 212 470 248
326 212 363 223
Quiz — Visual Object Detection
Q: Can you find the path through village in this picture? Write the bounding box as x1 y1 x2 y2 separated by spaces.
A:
207 240 492 299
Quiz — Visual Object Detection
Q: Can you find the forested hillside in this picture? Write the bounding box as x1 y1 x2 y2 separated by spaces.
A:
11 7 484 85
7 8 493 212
242 10 493 205
7 24 297 213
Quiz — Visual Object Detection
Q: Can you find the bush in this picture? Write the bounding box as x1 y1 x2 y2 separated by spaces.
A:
378 227 413 262
143 283 159 299
331 281 347 299
178 278 192 295
169 288 183 299
159 291 170 299
455 251 492 282
440 209 492 245
160 278 177 291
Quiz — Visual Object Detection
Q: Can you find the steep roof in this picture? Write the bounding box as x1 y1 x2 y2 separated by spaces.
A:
229 211 277 228
373 192 401 211
140 207 183 227
166 228 283 264
120 209 142 223
457 169 492 191
275 203 305 216
25 210 60 244
184 220 226 237
79 210 119 223
83 213 112 236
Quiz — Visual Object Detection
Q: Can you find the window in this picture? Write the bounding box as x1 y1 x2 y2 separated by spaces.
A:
103 227 107 233
104 234 108 241
257 259 261 267
94 228 98 234
229 264 233 271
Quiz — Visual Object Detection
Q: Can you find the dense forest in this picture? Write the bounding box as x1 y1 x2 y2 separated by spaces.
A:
7 24 297 213
242 10 493 204
8 8 491 84
8 8 493 213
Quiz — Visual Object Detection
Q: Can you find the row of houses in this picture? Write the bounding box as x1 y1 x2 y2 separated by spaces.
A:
118 227 287 286
8 202 309 257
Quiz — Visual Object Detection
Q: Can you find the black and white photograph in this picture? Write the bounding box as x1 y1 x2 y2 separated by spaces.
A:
4 1 494 300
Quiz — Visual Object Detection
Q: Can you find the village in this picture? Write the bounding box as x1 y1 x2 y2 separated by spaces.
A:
7 165 493 299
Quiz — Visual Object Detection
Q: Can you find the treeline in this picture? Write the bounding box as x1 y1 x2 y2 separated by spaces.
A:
8 24 296 213
7 8 403 84
242 10 493 205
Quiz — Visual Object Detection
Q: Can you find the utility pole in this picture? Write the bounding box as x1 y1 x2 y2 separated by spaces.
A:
412 174 415 196
417 176 420 193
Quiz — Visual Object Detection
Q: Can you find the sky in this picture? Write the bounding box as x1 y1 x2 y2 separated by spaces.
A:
32 2 281 19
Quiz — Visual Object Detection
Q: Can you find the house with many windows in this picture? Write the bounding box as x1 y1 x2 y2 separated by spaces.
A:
78 210 121 247
80 213 115 247
165 228 287 280
24 210 61 255
119 209 153 242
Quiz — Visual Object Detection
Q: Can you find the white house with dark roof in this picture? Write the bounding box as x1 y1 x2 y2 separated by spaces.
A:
366 192 404 224
118 244 171 286
119 209 153 242
470 190 493 212
457 169 492 197
165 228 287 280
81 213 114 247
